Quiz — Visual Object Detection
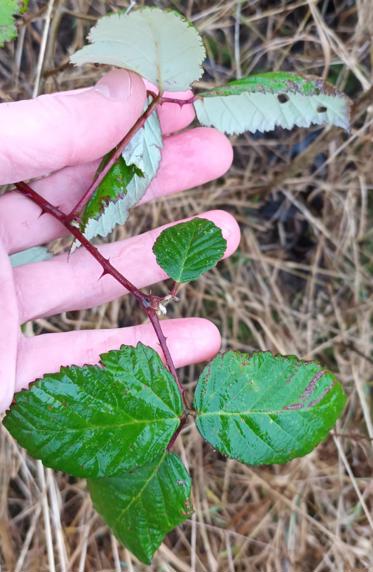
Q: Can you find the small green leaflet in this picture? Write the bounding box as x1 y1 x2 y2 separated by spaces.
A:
194 351 346 465
79 105 163 243
194 72 350 135
71 7 206 91
0 0 28 46
4 344 183 478
88 452 193 564
10 246 52 268
153 218 227 283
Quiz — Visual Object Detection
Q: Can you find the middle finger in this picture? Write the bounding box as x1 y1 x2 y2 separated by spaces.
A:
14 210 240 323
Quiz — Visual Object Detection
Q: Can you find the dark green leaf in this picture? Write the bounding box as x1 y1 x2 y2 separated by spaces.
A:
4 344 183 478
194 351 346 465
194 72 350 134
88 452 193 564
152 218 227 282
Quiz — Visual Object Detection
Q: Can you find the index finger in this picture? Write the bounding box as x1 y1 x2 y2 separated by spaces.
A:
0 70 146 185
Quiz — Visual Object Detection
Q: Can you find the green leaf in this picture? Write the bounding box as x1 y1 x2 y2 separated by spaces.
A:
70 7 206 91
4 344 183 478
80 156 141 237
10 246 53 268
194 72 350 135
152 218 227 283
0 0 26 45
80 105 162 242
194 351 346 465
88 452 193 564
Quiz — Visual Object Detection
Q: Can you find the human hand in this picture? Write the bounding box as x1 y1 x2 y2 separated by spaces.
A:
0 69 240 412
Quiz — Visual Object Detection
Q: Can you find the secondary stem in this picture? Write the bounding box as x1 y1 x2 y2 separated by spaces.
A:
65 93 161 221
15 181 187 408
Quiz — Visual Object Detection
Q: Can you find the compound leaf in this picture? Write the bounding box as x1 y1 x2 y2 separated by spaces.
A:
10 246 52 268
71 7 205 91
152 218 227 283
79 106 162 242
4 344 183 478
194 72 350 135
88 452 193 564
194 351 346 465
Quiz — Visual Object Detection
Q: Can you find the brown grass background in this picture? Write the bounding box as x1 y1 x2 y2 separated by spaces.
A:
1 1 373 571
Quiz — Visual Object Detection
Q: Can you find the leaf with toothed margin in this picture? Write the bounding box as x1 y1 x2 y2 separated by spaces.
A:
194 72 350 135
194 351 347 465
73 104 163 246
152 218 227 283
3 344 183 478
70 7 206 91
88 451 193 564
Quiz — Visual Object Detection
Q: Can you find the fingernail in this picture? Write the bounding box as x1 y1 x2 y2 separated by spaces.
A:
94 70 132 100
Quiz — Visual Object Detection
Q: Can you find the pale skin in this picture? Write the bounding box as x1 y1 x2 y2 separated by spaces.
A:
0 69 241 412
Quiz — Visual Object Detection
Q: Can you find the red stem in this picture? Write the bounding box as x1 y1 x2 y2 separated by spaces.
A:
14 181 188 409
65 93 161 222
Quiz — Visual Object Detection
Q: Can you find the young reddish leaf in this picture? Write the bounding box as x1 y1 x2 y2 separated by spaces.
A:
152 218 227 283
194 351 346 465
88 452 193 564
3 344 183 478
194 72 350 134
71 7 206 91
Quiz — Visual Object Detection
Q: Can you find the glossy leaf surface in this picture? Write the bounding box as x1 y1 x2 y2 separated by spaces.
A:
10 246 52 268
80 106 162 242
194 72 350 134
71 7 205 91
4 344 183 478
88 452 193 564
152 218 227 282
194 351 346 465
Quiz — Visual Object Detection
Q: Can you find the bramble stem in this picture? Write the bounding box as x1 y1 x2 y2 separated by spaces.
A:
65 93 161 222
14 181 188 411
159 95 197 106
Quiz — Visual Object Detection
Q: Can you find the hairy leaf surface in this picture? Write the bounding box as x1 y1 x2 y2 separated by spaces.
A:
194 72 350 134
4 344 183 478
10 246 52 268
80 107 162 242
71 8 205 91
153 218 227 282
88 452 193 564
194 351 346 465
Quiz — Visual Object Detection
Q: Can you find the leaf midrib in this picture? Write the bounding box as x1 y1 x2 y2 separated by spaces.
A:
197 401 333 418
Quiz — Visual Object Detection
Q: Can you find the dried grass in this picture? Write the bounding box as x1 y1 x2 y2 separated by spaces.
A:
0 1 372 571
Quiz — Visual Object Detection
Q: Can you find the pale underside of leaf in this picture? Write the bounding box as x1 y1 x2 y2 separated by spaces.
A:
77 106 162 244
70 7 206 91
194 351 346 465
10 246 53 268
88 452 193 564
194 72 350 134
4 344 183 478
